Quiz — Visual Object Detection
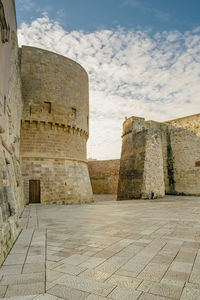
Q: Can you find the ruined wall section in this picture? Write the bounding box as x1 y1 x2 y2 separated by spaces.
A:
88 160 120 194
0 0 24 265
20 46 93 204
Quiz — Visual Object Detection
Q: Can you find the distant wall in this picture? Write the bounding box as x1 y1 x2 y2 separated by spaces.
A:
88 160 120 194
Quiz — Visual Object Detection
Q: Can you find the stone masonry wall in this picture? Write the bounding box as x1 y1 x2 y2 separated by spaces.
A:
118 115 200 200
0 0 24 265
20 46 93 204
164 114 200 195
166 114 200 136
117 125 146 200
117 118 165 200
88 160 120 194
141 126 165 199
168 126 200 195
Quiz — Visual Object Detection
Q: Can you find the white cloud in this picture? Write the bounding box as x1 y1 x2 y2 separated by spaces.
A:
18 14 200 159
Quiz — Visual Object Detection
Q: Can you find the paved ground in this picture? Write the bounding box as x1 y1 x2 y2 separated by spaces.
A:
1 195 200 300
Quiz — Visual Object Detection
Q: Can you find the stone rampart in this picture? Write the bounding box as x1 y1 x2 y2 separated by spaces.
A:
118 115 200 200
88 160 120 194
117 117 165 200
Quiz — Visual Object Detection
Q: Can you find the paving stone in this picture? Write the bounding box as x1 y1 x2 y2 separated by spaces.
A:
189 269 200 284
149 282 183 299
80 257 106 269
0 265 23 276
170 261 193 273
0 272 45 285
106 274 142 289
0 296 37 300
108 286 142 300
5 282 45 297
164 269 189 282
85 295 107 300
0 285 7 298
79 269 111 282
138 263 169 281
139 293 172 300
54 273 116 297
1 197 200 299
3 254 26 266
95 262 122 274
46 261 63 270
22 263 45 274
47 284 89 299
53 263 86 275
181 285 200 300
137 280 154 292
151 255 173 265
62 254 90 266
34 294 59 299
46 270 64 282
25 256 45 264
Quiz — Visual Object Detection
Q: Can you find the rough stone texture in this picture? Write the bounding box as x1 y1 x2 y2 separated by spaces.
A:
118 115 200 200
165 114 200 196
0 0 24 265
117 117 165 200
20 46 93 204
166 113 200 137
88 160 120 194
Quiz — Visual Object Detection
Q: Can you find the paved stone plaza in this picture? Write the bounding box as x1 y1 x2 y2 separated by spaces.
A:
1 195 200 299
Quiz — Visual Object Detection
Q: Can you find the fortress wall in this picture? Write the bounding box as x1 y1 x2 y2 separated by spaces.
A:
22 159 91 204
20 46 93 204
141 128 165 199
169 126 200 195
88 160 120 194
118 118 165 200
166 114 200 136
0 0 24 265
20 121 87 161
161 130 170 193
117 125 146 200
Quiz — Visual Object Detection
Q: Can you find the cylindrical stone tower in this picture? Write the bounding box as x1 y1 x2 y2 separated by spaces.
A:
20 46 93 204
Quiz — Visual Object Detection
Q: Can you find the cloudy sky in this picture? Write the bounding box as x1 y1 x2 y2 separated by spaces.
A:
15 0 200 159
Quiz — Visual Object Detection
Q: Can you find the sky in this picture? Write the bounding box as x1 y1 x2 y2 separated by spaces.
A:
15 0 200 159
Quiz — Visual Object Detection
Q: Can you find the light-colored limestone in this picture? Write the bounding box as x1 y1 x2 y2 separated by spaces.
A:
20 46 93 205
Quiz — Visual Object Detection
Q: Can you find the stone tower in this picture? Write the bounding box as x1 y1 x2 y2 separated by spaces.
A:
20 46 93 204
117 117 165 200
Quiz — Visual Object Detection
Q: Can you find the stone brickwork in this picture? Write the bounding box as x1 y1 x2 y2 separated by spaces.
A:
20 46 93 204
88 160 120 194
117 117 165 200
0 0 24 265
118 115 200 200
166 113 200 136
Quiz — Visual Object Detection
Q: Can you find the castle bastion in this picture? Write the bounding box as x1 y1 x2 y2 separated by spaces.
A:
20 46 93 204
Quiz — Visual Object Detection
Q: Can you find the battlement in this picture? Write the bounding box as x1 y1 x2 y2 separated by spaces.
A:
21 120 88 139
